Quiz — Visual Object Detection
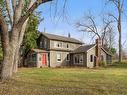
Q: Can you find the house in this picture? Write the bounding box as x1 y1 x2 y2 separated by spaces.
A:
26 32 112 68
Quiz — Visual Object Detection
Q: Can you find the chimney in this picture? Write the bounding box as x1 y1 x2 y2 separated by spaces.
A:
95 38 102 67
68 33 71 38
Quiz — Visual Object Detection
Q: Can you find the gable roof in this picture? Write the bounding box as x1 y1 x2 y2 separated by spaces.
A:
41 32 83 44
71 44 96 53
101 47 112 56
71 44 112 56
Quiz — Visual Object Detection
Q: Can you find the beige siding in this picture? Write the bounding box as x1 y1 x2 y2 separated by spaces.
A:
87 46 96 68
50 51 70 67
50 40 81 51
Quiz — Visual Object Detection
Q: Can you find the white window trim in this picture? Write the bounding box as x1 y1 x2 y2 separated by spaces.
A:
57 53 62 62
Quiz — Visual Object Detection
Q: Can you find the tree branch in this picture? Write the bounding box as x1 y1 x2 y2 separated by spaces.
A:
5 0 13 24
0 9 9 54
14 0 25 24
17 0 52 27
12 0 17 11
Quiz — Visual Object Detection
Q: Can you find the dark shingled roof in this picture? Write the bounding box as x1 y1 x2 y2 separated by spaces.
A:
41 32 83 44
71 44 96 53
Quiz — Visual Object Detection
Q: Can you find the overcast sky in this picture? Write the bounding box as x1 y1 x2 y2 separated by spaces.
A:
37 0 127 50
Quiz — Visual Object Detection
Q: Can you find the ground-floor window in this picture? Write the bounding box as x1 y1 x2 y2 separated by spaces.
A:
57 53 62 62
74 54 83 64
66 54 70 61
90 55 93 62
32 54 36 61
80 55 83 63
75 56 79 63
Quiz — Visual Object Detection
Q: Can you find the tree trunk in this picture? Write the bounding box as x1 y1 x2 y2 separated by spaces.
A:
1 50 14 80
13 48 20 73
119 31 122 62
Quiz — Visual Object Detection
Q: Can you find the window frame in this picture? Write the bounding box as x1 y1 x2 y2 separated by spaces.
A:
66 54 70 61
57 53 62 62
32 53 36 61
90 55 93 62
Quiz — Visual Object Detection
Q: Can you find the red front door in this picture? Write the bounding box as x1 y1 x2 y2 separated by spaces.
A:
42 54 47 66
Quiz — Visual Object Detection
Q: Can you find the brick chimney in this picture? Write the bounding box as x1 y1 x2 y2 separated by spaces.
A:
95 38 102 67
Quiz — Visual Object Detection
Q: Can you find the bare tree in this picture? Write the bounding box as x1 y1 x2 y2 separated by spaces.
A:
107 0 124 62
76 14 113 46
0 0 53 81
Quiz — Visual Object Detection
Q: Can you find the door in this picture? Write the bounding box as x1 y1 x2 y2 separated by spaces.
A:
42 53 47 66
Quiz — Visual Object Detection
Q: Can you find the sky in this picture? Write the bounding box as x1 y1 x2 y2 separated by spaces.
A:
37 0 127 50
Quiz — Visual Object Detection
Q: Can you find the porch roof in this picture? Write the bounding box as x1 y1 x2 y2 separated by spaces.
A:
31 49 49 53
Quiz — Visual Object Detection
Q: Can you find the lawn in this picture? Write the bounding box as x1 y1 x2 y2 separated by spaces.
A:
0 63 127 95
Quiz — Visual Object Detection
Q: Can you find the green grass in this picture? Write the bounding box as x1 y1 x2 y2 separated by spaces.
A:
0 63 127 95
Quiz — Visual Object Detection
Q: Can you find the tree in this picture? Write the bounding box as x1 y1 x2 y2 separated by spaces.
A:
21 12 41 66
76 14 113 46
0 0 52 81
107 0 124 62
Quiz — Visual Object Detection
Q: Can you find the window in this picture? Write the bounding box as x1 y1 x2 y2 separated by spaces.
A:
57 42 62 47
80 55 83 63
90 55 93 62
67 44 69 48
32 54 36 61
66 54 70 61
57 53 61 62
44 39 47 48
40 41 43 48
75 55 79 64
54 41 62 48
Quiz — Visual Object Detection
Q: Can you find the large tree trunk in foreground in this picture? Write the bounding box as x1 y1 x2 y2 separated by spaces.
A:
0 0 52 81
13 50 19 73
1 49 14 80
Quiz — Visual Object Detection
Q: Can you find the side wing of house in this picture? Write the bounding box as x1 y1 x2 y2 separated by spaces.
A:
86 46 96 68
101 48 112 64
37 34 50 50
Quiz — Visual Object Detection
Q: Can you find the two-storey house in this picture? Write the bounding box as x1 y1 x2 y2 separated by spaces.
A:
26 32 112 68
26 32 83 68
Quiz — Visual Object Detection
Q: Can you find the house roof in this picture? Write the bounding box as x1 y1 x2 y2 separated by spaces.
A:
71 44 96 53
101 47 112 56
71 44 112 56
41 32 83 44
31 49 49 53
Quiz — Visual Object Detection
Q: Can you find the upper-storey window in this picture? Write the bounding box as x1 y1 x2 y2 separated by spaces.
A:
54 41 62 48
44 39 47 48
67 44 69 48
40 41 43 48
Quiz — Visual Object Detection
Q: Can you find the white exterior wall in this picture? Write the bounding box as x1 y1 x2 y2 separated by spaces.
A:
87 46 96 68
